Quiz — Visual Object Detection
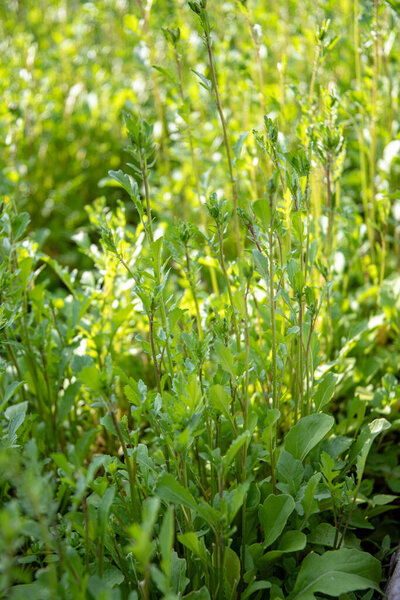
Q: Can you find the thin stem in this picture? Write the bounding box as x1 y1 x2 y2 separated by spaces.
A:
184 246 203 341
269 222 277 411
269 209 278 492
309 41 321 108
149 310 161 393
136 0 170 174
353 0 374 260
139 154 154 243
174 47 219 295
241 282 250 578
106 397 138 519
140 155 174 373
217 224 241 352
337 481 361 549
244 9 266 115
204 28 241 257
298 298 304 418
326 156 333 255
369 0 380 237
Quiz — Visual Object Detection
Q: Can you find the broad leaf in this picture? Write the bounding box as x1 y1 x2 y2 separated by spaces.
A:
263 530 307 562
289 549 381 600
284 414 334 461
214 340 236 377
259 494 295 548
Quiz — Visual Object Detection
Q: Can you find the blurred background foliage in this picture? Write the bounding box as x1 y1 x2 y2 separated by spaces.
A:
2 0 399 268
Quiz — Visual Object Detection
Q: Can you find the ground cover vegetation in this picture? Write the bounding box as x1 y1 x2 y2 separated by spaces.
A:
1 0 400 598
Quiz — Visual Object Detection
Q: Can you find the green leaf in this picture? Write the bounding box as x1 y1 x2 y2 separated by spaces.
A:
209 385 233 421
0 381 24 414
261 409 280 443
308 522 336 547
178 532 200 557
253 199 271 228
233 290 247 318
223 547 241 597
130 497 160 565
102 564 124 588
292 211 303 240
223 482 250 524
12 212 30 240
263 530 307 562
40 256 76 296
157 476 217 527
57 381 81 424
350 418 391 481
183 587 211 600
222 431 251 473
253 249 269 279
157 474 199 513
214 340 236 377
171 550 189 595
108 169 139 198
159 506 174 577
301 472 321 521
191 69 212 91
98 487 115 542
233 132 249 160
276 450 304 496
289 549 381 600
242 581 272 600
259 494 295 548
284 414 334 461
287 258 299 289
313 372 338 411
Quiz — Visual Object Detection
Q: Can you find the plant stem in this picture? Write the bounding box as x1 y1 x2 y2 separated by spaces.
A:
217 223 241 352
269 221 277 411
353 0 375 261
136 0 170 174
173 47 219 295
369 0 380 237
309 40 321 108
204 28 241 257
149 309 161 393
140 154 174 374
106 398 138 519
268 206 278 491
184 246 203 341
241 283 250 577
337 481 361 549
244 9 266 115
298 298 304 418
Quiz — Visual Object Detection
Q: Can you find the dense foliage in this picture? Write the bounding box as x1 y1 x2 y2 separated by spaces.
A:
1 0 399 599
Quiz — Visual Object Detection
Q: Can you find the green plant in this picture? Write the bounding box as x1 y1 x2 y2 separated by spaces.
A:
1 1 400 599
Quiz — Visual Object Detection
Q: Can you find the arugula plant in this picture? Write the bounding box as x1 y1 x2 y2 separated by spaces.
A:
1 1 399 599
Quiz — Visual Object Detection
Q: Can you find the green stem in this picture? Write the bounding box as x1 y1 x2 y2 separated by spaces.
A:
353 0 375 260
140 156 174 374
174 47 220 295
298 298 304 418
149 310 161 393
269 224 277 411
106 398 139 519
185 247 203 341
217 224 241 352
268 212 278 491
241 283 250 576
369 0 380 239
204 28 241 257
